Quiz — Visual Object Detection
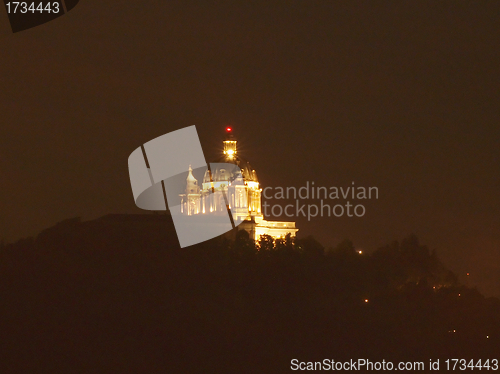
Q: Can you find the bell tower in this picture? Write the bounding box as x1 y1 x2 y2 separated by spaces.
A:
181 165 201 215
223 127 237 159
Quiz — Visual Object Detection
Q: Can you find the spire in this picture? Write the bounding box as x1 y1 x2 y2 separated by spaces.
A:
186 165 199 194
225 126 234 140
187 165 196 181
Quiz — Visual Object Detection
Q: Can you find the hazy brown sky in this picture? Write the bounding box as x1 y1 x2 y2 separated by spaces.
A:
1 1 499 296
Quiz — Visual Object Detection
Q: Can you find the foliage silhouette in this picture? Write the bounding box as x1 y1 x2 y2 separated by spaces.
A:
0 214 498 373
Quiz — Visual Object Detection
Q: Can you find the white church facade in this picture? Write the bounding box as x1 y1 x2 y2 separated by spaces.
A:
179 129 298 241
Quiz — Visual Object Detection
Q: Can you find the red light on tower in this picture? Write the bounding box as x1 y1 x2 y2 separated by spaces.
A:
226 127 232 133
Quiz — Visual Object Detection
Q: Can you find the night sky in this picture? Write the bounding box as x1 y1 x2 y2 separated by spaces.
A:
0 2 499 297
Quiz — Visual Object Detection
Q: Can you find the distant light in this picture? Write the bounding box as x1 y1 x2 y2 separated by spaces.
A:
466 273 470 276
453 330 456 333
357 250 363 254
487 335 489 339
226 127 232 132
364 299 369 303
458 293 461 297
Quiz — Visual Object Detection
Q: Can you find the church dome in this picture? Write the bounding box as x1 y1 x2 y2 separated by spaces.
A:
203 155 258 184
202 129 258 185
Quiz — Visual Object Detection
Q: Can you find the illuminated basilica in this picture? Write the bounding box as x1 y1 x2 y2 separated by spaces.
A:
179 128 298 240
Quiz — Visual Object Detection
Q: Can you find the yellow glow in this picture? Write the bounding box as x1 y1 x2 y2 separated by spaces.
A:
227 149 234 155
358 250 363 254
364 299 369 303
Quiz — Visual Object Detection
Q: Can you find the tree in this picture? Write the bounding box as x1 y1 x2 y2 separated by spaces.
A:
258 234 274 252
233 229 256 258
330 238 356 256
295 235 324 256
